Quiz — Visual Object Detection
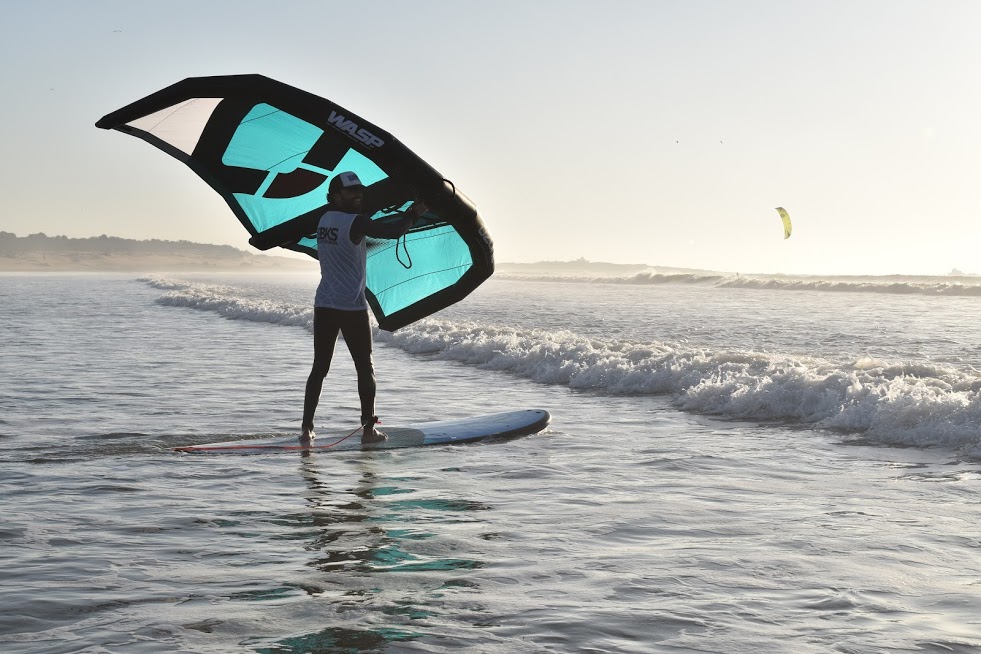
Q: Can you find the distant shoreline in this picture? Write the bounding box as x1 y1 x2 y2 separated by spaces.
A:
494 261 718 276
0 232 313 273
0 251 314 273
2 233 975 278
0 233 688 276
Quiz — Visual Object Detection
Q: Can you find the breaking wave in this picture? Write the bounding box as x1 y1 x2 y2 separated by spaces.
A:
139 275 981 456
497 271 981 296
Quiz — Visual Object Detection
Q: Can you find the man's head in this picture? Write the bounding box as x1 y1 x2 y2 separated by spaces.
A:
328 171 364 213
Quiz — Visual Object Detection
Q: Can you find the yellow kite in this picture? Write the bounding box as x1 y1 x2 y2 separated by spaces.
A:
776 207 792 239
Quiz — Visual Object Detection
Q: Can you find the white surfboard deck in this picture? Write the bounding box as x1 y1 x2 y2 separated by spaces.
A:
174 409 550 454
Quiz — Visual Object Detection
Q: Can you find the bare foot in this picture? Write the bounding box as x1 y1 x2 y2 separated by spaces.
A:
300 426 315 445
361 426 388 444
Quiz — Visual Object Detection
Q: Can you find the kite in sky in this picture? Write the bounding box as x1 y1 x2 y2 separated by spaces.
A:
776 207 792 239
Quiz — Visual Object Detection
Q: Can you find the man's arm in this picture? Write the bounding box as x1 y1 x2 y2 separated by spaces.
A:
351 202 428 242
247 212 321 250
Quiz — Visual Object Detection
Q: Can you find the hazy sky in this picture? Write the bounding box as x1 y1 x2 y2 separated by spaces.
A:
2 1 980 275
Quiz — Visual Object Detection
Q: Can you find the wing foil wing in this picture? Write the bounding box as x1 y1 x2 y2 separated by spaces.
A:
96 75 493 330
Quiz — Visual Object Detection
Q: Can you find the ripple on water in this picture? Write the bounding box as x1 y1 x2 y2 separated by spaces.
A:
3 275 981 652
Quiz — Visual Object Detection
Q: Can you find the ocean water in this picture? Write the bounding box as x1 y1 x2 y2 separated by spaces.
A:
2 271 980 653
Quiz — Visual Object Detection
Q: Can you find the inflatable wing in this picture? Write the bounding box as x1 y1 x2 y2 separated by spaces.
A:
776 207 792 239
96 75 493 331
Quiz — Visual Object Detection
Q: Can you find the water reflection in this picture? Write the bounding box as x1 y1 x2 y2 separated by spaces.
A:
296 457 493 573
251 455 494 652
248 625 419 653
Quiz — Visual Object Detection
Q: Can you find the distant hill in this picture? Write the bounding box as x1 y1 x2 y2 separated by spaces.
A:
0 232 313 272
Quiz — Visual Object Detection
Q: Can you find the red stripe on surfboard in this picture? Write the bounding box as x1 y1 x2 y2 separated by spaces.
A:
175 425 364 452
174 444 310 452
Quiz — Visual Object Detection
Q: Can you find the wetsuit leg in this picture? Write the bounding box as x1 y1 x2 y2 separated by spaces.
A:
302 307 341 429
337 309 376 422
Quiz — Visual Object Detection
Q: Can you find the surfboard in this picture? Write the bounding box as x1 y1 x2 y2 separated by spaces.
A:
173 409 550 454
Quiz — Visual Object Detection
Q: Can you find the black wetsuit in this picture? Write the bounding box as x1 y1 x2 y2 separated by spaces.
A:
299 205 416 430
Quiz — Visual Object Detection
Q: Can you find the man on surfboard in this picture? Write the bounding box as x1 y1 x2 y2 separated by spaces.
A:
301 172 427 445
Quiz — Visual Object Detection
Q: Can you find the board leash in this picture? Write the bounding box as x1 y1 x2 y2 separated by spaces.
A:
315 422 367 449
174 421 373 452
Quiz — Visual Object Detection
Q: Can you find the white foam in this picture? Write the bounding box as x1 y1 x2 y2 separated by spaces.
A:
497 271 981 296
718 275 981 296
141 276 981 456
137 275 193 291
140 275 314 330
